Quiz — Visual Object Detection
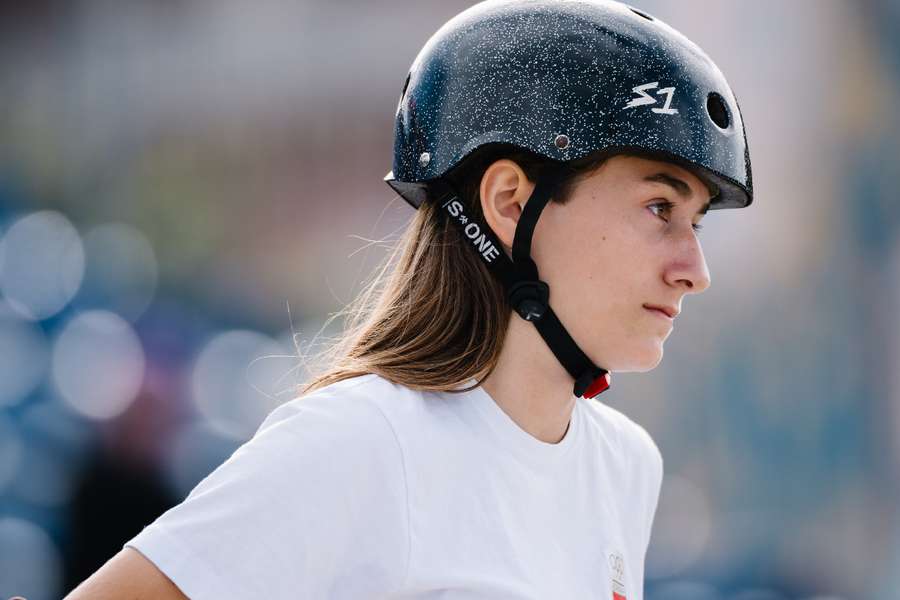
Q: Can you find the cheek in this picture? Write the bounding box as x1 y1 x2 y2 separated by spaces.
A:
539 216 613 295
545 219 640 316
534 201 658 319
578 221 648 297
534 206 667 370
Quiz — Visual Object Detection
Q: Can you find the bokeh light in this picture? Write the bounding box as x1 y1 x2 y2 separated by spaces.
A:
11 440 77 508
252 330 303 404
74 223 158 322
274 312 337 396
20 398 95 450
0 211 84 321
0 414 24 494
0 517 63 600
51 310 145 420
646 474 713 579
0 300 49 407
165 420 241 499
191 329 288 440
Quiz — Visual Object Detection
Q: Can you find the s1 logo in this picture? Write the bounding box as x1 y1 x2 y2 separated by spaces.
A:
623 81 678 115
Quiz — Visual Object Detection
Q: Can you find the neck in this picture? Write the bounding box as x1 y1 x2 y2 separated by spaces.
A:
480 313 577 444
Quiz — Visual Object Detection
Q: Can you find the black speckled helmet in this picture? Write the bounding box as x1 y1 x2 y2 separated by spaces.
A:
383 0 753 400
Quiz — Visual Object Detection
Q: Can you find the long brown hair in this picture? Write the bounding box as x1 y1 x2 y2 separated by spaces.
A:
296 145 609 397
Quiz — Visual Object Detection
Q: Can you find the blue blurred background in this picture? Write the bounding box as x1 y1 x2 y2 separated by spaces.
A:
0 1 898 599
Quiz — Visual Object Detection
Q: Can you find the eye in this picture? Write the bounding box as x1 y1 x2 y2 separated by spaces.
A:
647 200 675 225
648 201 704 234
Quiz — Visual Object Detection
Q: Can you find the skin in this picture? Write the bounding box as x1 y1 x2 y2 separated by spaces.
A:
480 154 713 444
64 547 187 599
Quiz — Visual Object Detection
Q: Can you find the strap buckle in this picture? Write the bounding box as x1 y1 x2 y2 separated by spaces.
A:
508 280 549 322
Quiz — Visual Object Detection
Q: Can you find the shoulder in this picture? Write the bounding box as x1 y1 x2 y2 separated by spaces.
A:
272 372 450 442
177 372 412 505
251 372 430 484
261 373 407 445
125 373 413 598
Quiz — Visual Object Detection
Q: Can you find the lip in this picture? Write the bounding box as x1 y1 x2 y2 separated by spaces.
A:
643 304 679 320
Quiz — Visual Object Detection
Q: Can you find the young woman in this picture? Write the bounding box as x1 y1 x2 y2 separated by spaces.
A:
67 0 752 598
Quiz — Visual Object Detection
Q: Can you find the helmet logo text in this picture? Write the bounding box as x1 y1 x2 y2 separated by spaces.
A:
441 197 502 264
623 81 678 115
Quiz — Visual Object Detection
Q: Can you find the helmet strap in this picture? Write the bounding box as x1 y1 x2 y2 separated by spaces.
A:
433 172 611 399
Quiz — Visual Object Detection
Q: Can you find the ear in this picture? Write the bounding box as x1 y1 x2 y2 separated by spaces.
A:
479 159 535 255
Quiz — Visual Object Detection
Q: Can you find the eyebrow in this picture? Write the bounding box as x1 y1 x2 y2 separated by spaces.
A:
643 173 711 215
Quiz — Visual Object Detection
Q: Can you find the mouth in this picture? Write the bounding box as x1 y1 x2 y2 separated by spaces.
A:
643 304 678 320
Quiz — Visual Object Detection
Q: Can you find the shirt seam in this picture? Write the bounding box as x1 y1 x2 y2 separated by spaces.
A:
368 397 413 591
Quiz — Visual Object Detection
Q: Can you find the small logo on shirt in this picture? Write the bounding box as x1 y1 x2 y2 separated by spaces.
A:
608 551 627 600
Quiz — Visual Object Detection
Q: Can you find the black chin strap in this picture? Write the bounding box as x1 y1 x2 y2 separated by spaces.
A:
433 170 611 399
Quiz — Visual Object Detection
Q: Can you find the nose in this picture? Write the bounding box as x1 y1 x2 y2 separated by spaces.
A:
663 228 711 294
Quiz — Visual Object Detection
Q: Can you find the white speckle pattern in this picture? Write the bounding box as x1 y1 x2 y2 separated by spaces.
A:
386 0 752 211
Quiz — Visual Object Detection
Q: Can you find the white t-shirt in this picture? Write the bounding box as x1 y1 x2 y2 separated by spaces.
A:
125 373 663 599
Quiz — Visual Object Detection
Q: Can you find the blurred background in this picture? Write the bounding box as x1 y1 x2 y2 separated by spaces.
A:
0 1 897 598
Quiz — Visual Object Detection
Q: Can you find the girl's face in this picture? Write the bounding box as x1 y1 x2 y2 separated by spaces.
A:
529 154 713 372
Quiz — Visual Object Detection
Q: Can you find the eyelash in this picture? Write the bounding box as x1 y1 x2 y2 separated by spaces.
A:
648 201 704 233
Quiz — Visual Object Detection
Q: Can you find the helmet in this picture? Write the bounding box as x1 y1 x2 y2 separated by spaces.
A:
383 0 753 399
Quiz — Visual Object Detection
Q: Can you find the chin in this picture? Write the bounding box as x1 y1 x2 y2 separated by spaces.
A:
605 342 664 373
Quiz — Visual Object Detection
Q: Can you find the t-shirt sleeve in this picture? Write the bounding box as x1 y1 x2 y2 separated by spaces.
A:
124 386 410 600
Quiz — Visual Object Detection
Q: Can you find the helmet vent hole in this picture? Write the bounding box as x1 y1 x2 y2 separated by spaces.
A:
400 73 411 98
629 7 654 21
396 72 411 114
707 92 730 129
